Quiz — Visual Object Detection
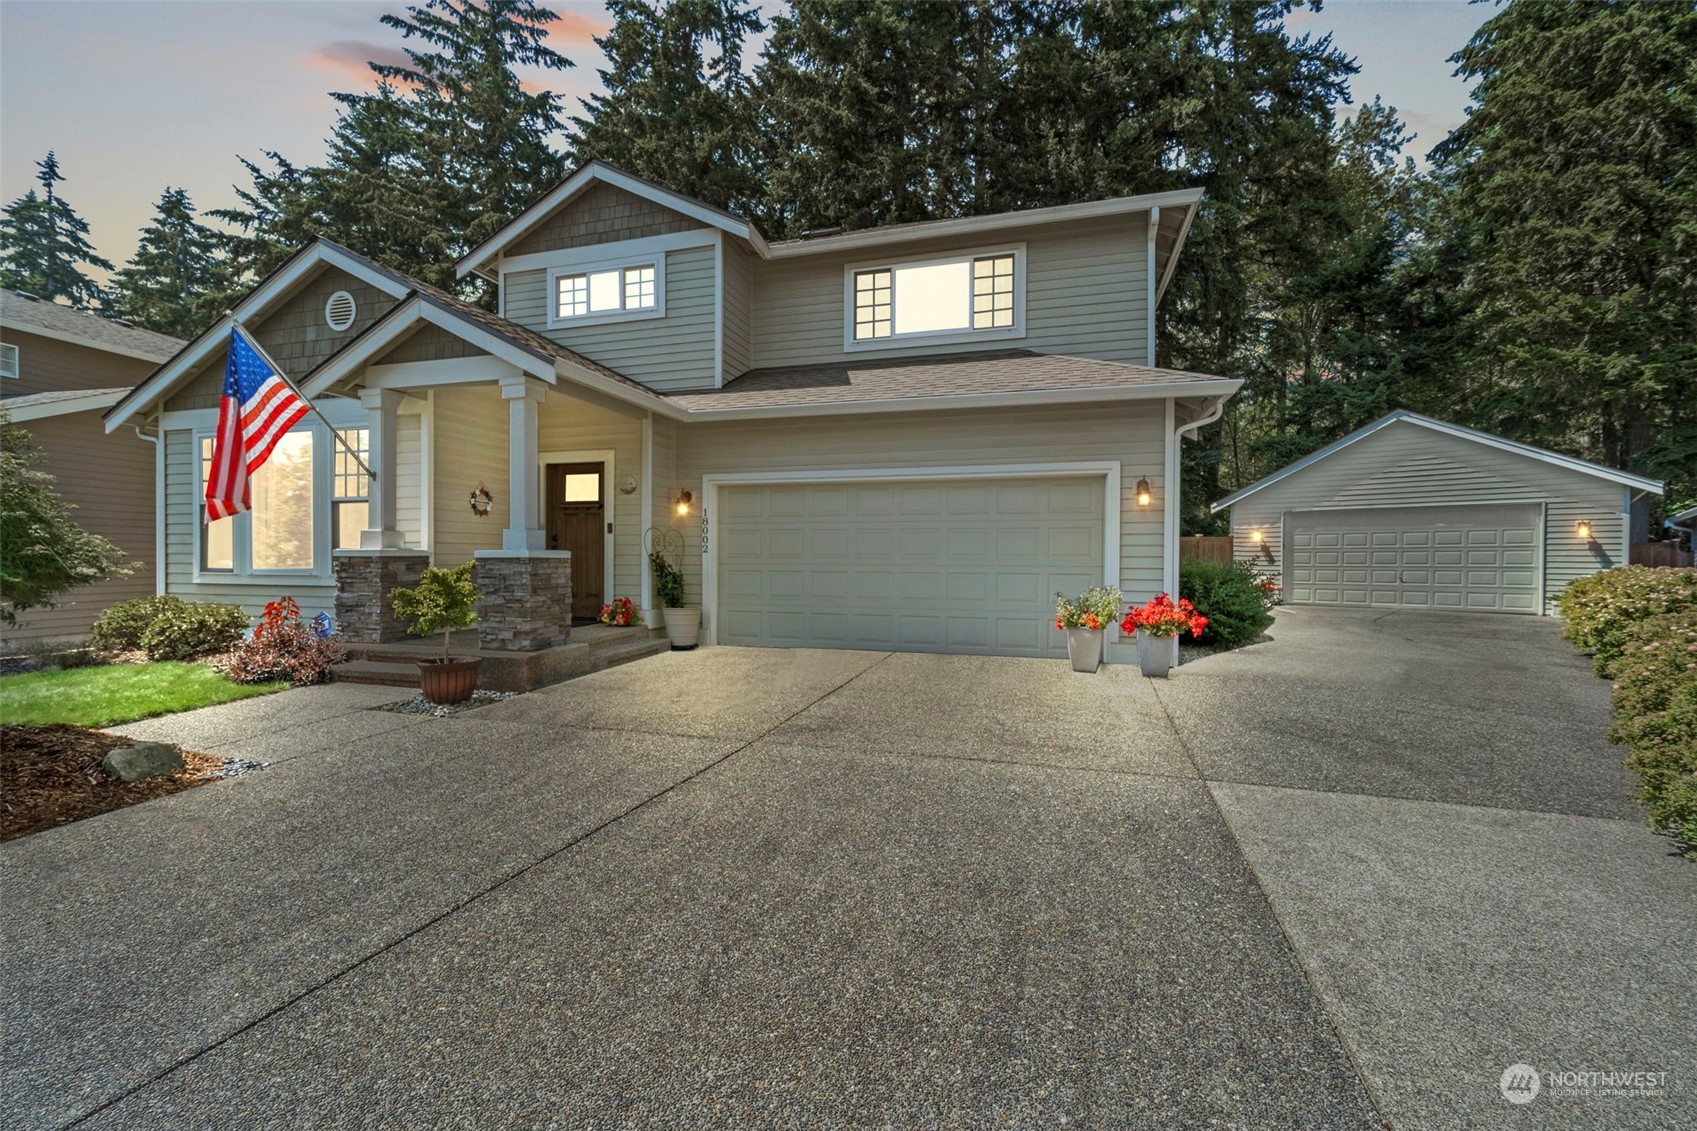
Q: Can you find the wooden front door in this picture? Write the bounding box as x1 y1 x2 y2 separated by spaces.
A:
546 462 605 621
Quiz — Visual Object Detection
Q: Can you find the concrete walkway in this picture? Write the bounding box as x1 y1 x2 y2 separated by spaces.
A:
1 610 1691 1129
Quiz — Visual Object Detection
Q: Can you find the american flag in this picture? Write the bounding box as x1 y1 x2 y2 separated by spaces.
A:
204 326 311 522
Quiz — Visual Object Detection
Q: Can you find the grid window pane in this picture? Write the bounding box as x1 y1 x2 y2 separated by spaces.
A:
558 274 589 318
334 428 370 500
972 255 1015 329
250 431 315 570
853 269 892 339
624 266 656 309
199 437 234 571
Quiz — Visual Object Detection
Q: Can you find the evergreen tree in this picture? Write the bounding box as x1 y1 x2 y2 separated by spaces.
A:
108 187 236 338
0 152 113 309
1433 0 1697 506
570 0 765 216
209 151 315 283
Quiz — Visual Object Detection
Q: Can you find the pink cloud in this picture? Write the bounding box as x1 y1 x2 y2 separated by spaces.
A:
543 9 612 48
305 40 418 88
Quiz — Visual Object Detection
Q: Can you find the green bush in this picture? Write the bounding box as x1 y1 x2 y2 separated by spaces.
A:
138 601 248 662
1606 612 1697 857
1179 560 1274 648
650 549 686 609
1558 566 1697 674
90 595 188 652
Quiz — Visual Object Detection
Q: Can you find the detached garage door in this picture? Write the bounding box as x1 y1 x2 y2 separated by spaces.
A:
1286 504 1541 613
717 477 1104 656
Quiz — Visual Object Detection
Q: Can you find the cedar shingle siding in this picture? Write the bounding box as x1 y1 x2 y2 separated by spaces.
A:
507 182 705 257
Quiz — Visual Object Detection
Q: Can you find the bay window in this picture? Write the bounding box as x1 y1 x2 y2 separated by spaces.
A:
846 246 1023 349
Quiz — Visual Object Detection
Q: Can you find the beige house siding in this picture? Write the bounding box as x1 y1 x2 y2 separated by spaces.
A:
721 241 753 380
1224 422 1631 613
0 329 156 399
507 182 706 257
165 267 399 411
503 244 718 392
673 401 1169 627
748 214 1150 370
431 385 510 566
537 393 645 602
396 407 426 548
0 411 157 642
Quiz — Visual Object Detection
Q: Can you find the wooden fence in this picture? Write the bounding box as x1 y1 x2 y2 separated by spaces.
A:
1179 536 1234 564
1630 542 1693 568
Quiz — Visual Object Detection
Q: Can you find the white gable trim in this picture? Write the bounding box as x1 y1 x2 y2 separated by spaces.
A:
1210 410 1663 512
457 163 769 281
4 388 128 421
104 240 410 433
300 297 556 398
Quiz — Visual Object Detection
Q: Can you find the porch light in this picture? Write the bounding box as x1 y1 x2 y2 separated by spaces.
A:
675 489 693 517
1134 477 1152 508
1576 520 1592 540
1250 529 1264 543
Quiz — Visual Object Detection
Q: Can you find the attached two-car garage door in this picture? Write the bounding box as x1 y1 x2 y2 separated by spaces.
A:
1285 504 1541 613
716 477 1105 656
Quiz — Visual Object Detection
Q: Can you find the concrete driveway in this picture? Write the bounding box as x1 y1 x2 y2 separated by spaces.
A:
2 609 1692 1130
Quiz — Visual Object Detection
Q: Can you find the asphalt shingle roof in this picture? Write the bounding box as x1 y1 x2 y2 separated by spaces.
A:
0 291 183 361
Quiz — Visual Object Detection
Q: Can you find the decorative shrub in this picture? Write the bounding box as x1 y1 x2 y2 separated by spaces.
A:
1055 586 1122 631
1606 612 1697 857
1180 560 1275 647
1557 565 1697 674
650 548 686 609
390 563 479 661
222 597 347 686
598 597 641 626
1122 592 1208 639
90 594 188 653
138 600 248 662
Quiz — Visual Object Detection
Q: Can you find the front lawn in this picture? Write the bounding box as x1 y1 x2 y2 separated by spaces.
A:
0 662 286 727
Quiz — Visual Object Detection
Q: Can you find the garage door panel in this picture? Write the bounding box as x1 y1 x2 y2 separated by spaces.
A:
719 478 1105 656
1285 505 1540 616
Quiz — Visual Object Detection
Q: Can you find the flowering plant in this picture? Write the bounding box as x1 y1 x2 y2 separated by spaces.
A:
598 597 641 627
1055 586 1123 631
1122 592 1208 639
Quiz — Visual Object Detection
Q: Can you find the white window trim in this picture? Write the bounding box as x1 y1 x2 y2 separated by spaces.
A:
0 342 18 378
546 254 666 330
841 243 1026 354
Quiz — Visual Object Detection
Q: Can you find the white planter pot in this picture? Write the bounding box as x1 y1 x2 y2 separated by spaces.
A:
1064 626 1104 673
1136 629 1176 678
663 607 701 650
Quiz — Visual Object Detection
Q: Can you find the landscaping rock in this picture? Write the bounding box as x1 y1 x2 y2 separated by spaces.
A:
100 742 184 782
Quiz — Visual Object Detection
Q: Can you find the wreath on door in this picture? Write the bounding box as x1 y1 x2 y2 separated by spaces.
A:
469 482 494 517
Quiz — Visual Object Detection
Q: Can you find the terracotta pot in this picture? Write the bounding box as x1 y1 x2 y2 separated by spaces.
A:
1064 626 1103 673
417 657 481 704
664 607 702 650
1135 630 1176 678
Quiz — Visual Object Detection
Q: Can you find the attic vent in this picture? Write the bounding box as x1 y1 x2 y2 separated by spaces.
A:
325 290 357 332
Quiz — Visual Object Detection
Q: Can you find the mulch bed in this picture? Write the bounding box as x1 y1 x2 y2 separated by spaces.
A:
1 725 227 843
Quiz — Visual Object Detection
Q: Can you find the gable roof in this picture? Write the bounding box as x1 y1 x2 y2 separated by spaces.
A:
1 291 182 363
103 238 415 431
457 161 770 280
1210 410 1664 513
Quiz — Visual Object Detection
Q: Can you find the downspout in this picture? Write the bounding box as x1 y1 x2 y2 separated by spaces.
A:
131 417 165 596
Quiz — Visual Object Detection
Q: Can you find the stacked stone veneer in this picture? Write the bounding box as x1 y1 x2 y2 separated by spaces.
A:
333 551 431 643
474 553 572 652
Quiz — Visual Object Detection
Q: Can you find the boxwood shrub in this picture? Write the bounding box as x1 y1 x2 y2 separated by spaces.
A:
89 594 189 652
1179 560 1274 648
1606 612 1697 857
138 601 248 662
1557 565 1697 675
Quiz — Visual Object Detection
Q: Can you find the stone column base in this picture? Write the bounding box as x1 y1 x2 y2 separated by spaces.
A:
473 550 572 652
333 550 431 643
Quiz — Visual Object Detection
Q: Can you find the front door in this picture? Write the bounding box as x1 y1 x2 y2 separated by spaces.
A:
546 462 605 621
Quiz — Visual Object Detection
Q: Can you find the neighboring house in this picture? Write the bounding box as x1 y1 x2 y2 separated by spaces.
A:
105 162 1239 660
1 291 183 643
1211 410 1665 616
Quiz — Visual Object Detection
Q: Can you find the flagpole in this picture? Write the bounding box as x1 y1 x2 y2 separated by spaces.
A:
225 316 376 480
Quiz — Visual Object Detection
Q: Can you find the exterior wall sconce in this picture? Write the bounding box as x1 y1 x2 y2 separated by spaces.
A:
1249 527 1275 564
675 490 693 517
1576 520 1592 540
1249 529 1264 543
1134 477 1152 507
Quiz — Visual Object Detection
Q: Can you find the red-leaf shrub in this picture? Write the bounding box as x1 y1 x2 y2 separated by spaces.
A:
221 598 346 686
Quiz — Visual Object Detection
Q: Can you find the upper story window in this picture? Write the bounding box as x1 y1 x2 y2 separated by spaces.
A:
846 245 1024 350
548 259 662 328
0 342 18 378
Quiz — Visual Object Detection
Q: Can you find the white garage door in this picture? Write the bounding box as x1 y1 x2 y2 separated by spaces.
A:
717 477 1105 656
1286 504 1541 613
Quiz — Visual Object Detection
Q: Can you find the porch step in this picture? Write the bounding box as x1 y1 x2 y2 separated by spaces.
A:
334 659 421 688
331 627 669 692
590 634 670 671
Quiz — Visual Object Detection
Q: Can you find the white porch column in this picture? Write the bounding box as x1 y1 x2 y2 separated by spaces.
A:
501 377 547 552
359 386 407 550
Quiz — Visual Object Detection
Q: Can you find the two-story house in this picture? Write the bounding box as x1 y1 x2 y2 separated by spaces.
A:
2 291 183 642
104 163 1239 661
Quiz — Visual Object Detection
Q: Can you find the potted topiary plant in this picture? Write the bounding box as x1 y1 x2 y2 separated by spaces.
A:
650 547 699 650
1120 592 1208 678
1054 585 1122 673
390 562 481 704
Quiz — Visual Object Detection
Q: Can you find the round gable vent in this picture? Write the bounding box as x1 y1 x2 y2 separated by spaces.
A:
325 290 357 332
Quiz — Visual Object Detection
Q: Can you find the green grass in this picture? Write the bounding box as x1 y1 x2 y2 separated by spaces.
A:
0 663 286 727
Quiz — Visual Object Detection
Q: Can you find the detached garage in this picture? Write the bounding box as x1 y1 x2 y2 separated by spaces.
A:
1211 411 1663 615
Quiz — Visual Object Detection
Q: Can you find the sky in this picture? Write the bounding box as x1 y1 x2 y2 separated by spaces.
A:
0 0 1494 281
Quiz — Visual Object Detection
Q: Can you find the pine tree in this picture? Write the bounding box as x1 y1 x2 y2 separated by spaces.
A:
570 0 766 216
1433 0 1697 505
108 187 236 338
208 151 315 283
0 152 113 309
